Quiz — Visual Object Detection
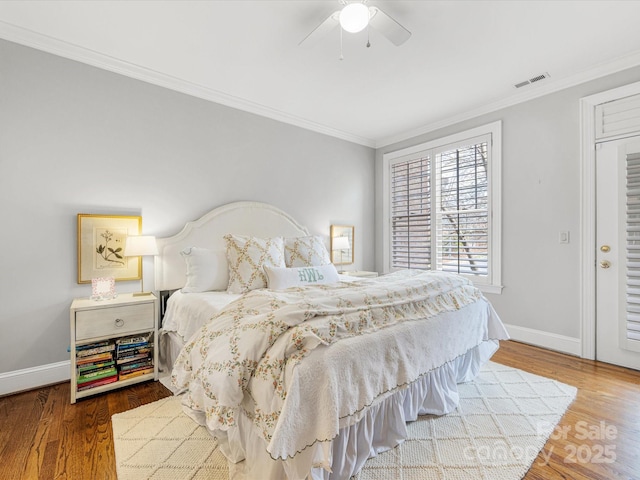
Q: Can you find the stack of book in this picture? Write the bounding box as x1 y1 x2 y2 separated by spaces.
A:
116 332 154 381
76 341 117 391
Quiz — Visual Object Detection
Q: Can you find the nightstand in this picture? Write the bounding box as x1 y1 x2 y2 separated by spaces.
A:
341 270 379 278
69 293 158 403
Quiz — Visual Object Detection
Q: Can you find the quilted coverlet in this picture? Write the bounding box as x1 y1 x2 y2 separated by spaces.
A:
172 270 488 458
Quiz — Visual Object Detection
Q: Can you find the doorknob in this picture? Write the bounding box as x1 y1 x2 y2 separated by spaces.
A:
600 245 611 253
600 260 611 269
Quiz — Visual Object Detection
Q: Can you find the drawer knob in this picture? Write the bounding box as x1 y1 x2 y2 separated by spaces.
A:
114 318 125 328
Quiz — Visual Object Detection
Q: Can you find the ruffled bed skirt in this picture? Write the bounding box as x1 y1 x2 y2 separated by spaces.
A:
212 339 499 480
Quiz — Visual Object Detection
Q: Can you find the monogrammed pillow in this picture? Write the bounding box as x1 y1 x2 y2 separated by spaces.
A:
264 264 340 290
224 234 286 294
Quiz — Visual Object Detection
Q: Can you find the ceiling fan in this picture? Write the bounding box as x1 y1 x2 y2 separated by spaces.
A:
299 0 411 52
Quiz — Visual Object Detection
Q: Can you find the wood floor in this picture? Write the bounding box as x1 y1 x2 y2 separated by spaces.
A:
1 340 639 480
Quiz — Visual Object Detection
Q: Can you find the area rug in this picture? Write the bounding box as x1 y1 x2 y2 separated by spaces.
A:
111 362 577 480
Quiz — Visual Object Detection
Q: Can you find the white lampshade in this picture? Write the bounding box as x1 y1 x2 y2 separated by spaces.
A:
124 235 158 257
339 3 370 33
333 235 350 250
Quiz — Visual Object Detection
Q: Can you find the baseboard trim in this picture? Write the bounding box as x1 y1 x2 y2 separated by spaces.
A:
0 360 70 397
504 323 582 357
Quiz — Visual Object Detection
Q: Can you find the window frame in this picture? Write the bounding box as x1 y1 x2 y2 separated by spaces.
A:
382 121 503 294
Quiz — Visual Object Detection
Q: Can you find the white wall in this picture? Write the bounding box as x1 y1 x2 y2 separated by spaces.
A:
0 39 375 382
4 34 640 392
376 65 640 354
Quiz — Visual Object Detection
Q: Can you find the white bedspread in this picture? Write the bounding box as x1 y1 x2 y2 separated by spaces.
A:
171 270 509 468
162 275 361 344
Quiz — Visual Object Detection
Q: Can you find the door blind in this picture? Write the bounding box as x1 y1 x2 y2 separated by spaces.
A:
626 152 640 341
596 94 640 140
390 156 431 269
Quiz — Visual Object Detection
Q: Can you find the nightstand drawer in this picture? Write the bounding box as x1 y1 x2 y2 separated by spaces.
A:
75 303 154 341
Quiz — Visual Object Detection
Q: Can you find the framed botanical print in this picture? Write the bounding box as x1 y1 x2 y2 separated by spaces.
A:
77 214 142 284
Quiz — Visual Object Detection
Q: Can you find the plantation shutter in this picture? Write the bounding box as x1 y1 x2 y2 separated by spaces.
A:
595 94 640 140
436 142 489 276
626 152 640 341
390 156 431 269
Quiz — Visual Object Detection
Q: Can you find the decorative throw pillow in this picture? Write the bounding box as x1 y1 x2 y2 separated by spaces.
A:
284 235 331 267
180 247 229 293
264 264 340 290
224 234 286 294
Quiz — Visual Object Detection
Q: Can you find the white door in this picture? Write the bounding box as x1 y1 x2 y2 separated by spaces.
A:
596 137 640 370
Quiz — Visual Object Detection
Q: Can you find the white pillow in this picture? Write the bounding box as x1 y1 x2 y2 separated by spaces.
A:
224 234 286 294
284 235 331 267
180 247 229 293
264 264 340 290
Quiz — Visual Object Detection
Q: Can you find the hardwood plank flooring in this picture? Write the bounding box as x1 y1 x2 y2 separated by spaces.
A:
0 340 638 480
492 341 640 480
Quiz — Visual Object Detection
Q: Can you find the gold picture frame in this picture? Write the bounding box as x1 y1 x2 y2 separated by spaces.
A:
77 214 142 284
330 225 354 265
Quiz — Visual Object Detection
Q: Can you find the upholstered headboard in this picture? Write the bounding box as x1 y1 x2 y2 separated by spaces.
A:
154 201 309 291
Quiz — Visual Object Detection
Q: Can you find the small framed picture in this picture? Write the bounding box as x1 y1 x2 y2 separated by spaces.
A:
91 277 116 301
77 214 142 284
330 225 354 265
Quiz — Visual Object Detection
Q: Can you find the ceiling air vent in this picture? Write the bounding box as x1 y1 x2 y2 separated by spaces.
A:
514 72 550 89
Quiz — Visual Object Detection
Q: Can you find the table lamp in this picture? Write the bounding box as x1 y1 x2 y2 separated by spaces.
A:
124 235 158 296
332 235 351 267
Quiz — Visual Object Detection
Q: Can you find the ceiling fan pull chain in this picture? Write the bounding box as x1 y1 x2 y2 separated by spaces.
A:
366 23 371 48
339 27 344 60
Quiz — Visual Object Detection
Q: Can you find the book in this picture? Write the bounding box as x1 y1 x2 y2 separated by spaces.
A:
75 340 111 351
76 352 113 365
76 343 112 354
116 333 152 346
116 353 150 365
116 342 148 353
77 375 118 391
116 345 152 357
119 367 154 381
77 360 116 375
76 343 115 357
119 359 153 372
120 365 154 376
77 367 118 384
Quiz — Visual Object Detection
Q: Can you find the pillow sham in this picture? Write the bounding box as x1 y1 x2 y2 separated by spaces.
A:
180 247 229 293
284 235 331 267
224 234 286 294
264 264 340 290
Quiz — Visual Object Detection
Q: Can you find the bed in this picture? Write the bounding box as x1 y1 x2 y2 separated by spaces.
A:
154 201 509 480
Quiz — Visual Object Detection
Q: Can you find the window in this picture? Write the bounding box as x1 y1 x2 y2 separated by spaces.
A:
383 122 502 293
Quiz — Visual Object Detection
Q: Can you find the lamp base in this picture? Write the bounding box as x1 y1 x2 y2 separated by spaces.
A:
133 291 153 297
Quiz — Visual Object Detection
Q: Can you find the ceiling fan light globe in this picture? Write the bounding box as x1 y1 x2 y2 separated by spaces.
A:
339 3 370 33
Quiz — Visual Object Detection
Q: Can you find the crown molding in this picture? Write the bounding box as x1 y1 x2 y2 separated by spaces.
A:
0 21 375 148
3 20 640 151
376 50 640 148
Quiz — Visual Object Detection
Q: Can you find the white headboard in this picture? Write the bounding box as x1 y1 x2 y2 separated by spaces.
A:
154 201 310 291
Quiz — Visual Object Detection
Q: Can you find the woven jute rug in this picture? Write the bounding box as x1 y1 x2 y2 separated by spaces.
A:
112 362 577 479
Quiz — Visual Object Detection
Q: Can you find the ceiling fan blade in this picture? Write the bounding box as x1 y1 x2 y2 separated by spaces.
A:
368 6 411 46
299 11 340 47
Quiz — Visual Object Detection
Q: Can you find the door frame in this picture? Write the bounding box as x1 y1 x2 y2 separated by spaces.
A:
580 80 640 360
